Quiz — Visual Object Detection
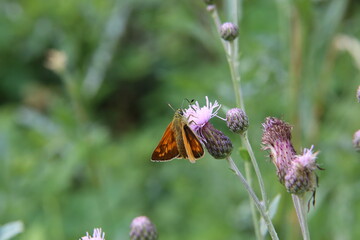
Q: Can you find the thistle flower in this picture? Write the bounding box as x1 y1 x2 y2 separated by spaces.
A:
220 22 239 41
184 96 233 159
226 108 249 134
80 228 105 240
130 216 158 240
285 146 319 194
262 117 321 195
353 129 360 152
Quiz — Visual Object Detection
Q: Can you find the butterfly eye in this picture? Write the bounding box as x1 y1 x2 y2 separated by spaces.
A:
178 110 184 115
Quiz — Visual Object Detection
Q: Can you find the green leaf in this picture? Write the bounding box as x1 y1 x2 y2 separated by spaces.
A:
239 147 250 162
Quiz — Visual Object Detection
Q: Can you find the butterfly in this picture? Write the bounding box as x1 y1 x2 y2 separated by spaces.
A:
151 109 204 163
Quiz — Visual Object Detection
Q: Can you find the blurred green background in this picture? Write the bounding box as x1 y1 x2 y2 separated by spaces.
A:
0 0 359 239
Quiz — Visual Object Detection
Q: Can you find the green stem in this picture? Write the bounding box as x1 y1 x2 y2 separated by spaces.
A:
244 161 263 240
292 194 310 240
226 157 279 240
242 132 268 208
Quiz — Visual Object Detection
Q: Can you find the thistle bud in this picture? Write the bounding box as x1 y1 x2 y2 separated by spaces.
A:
200 122 233 159
284 147 319 194
353 130 360 152
130 216 158 240
226 108 249 134
220 22 239 41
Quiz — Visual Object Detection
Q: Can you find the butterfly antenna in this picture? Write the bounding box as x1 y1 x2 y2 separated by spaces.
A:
168 103 175 112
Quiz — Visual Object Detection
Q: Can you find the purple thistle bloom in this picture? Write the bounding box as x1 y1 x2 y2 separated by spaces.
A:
184 97 233 159
80 228 105 240
262 117 321 196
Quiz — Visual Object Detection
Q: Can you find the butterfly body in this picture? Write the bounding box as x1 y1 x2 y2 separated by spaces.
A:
151 109 204 163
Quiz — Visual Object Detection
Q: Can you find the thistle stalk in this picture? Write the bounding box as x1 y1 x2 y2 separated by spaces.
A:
292 194 310 240
226 156 279 240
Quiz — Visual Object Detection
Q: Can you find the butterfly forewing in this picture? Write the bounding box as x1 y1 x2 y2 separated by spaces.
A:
151 122 180 161
182 124 204 163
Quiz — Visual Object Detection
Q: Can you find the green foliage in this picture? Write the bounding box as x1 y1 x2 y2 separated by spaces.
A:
0 0 359 239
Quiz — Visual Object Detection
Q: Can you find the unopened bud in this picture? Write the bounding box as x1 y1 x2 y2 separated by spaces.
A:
226 108 249 134
220 22 239 41
130 216 158 240
201 122 233 159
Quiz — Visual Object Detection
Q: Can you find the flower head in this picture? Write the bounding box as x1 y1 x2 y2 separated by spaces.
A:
81 228 105 240
262 117 321 196
183 96 221 135
220 22 239 41
184 97 232 159
285 146 319 194
226 108 249 134
130 216 158 240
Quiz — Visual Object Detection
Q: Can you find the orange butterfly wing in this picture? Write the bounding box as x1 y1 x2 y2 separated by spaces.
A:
182 124 204 163
151 122 180 161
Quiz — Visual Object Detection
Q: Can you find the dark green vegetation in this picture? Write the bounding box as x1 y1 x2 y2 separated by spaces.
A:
0 0 359 239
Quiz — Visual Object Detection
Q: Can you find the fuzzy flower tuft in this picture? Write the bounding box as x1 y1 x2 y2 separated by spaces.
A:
262 117 321 196
80 228 105 240
184 96 221 135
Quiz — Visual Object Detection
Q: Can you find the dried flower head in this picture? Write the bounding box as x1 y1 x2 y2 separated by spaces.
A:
262 117 321 196
220 22 239 41
184 96 232 159
80 228 105 240
353 129 360 152
226 108 249 134
130 216 158 240
262 117 295 183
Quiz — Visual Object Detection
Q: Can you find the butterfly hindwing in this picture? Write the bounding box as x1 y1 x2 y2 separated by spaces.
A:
151 122 180 161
